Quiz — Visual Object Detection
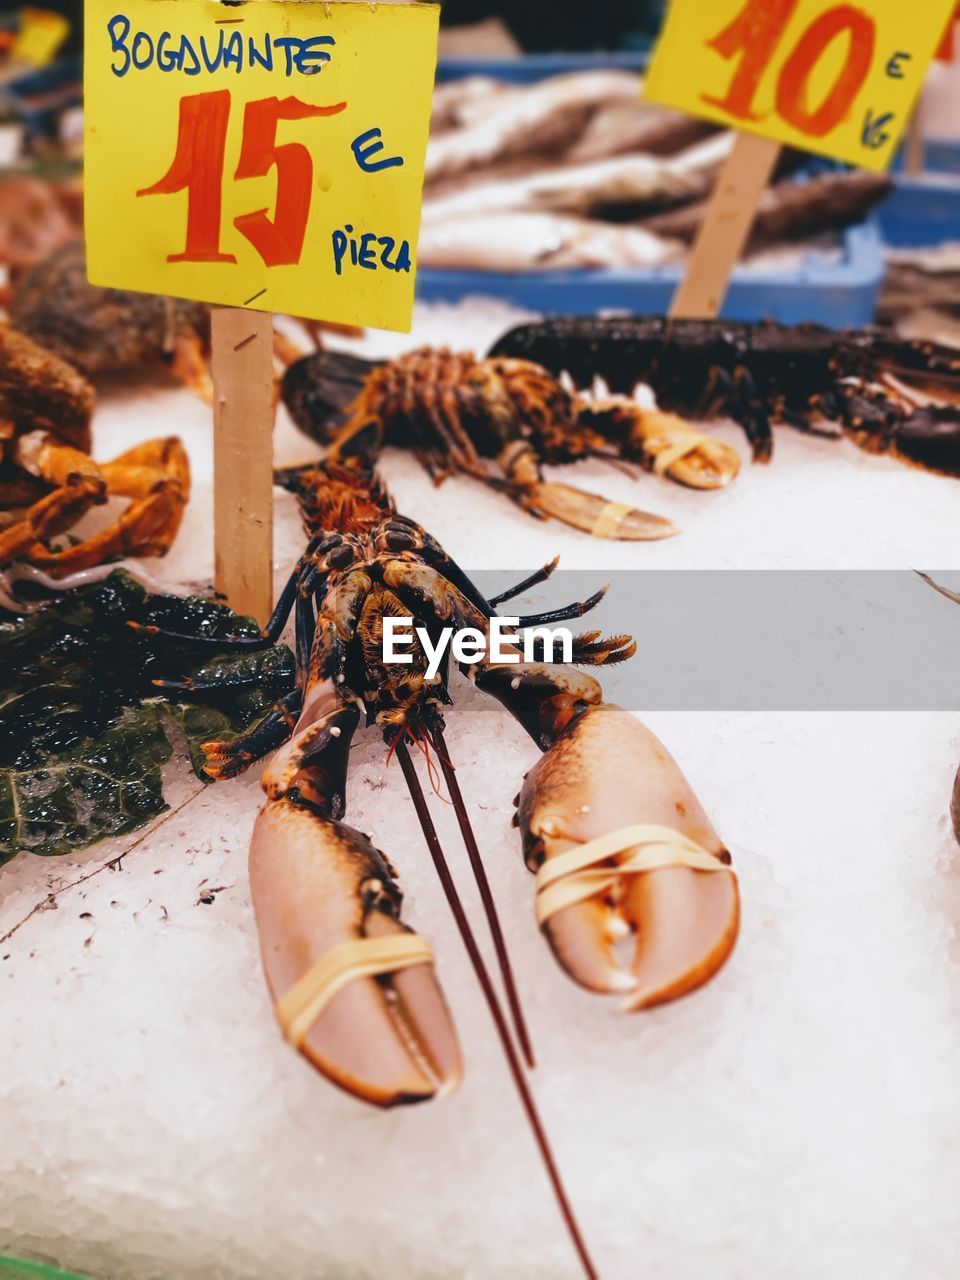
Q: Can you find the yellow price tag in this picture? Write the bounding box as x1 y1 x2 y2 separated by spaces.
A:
84 0 440 332
644 0 956 172
14 7 70 66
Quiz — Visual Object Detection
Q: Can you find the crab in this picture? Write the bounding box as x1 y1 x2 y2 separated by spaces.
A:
10 239 218 400
9 240 356 403
0 325 190 575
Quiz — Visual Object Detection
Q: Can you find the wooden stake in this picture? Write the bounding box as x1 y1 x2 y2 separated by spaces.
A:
904 92 927 176
670 132 781 320
211 306 275 625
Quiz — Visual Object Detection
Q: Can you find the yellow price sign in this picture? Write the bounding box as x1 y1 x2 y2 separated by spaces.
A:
84 0 440 332
645 0 956 171
14 7 71 66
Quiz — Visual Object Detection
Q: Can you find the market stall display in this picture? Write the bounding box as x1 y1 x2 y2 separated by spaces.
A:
2 1 960 1278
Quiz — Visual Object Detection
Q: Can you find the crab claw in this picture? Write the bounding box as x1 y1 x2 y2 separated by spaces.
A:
516 703 739 1010
249 797 462 1106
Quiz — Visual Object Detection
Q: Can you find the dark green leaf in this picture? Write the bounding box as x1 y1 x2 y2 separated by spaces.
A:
0 572 295 863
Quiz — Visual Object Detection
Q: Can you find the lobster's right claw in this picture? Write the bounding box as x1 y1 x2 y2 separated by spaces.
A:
634 409 742 490
250 798 462 1107
517 703 740 1010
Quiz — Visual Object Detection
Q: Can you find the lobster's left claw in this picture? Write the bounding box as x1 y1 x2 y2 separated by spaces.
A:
523 480 679 541
498 442 678 540
516 703 740 1010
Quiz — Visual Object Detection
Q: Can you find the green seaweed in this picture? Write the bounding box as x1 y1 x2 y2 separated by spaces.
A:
0 572 295 864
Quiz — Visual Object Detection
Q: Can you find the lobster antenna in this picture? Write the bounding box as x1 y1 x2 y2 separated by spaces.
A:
430 723 536 1070
395 741 598 1280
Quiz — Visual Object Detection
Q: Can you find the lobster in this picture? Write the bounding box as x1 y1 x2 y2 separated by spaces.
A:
488 316 960 473
139 457 740 1277
281 346 741 542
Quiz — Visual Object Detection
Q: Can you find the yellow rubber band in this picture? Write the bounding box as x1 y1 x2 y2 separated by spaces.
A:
652 432 707 477
591 501 636 539
275 933 434 1050
535 823 729 926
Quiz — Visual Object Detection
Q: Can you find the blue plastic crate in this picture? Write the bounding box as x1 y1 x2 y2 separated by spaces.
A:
421 62 885 326
417 218 884 326
436 52 648 84
876 174 960 246
891 137 960 174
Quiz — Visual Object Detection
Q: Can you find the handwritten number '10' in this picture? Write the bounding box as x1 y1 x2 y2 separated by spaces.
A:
138 90 347 267
703 0 876 138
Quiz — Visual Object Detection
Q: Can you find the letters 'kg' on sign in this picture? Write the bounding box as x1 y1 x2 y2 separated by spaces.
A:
84 0 440 331
644 0 957 172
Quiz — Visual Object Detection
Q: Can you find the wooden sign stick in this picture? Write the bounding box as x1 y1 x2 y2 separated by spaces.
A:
670 132 781 320
904 91 927 176
211 306 275 626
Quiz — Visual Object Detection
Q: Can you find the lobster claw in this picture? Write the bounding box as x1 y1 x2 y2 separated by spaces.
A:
282 350 383 442
249 798 462 1106
498 441 678 541
894 406 960 475
516 703 739 1010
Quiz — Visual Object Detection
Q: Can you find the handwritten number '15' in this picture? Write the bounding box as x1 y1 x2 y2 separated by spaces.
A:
703 0 876 139
138 90 347 267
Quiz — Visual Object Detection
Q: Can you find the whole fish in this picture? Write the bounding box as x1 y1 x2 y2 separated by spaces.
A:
421 143 727 225
431 76 511 134
880 243 960 324
425 70 643 182
418 212 684 273
644 169 892 244
564 100 716 165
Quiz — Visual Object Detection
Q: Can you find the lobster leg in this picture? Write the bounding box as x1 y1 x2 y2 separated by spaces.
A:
488 557 560 606
516 585 607 627
169 330 213 403
200 690 304 781
129 557 306 648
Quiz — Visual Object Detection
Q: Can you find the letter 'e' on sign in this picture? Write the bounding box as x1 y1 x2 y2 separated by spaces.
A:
644 0 957 172
84 0 440 331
